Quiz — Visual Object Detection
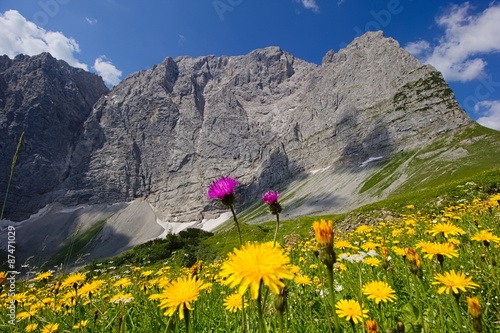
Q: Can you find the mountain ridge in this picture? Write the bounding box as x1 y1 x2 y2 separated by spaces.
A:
2 31 496 267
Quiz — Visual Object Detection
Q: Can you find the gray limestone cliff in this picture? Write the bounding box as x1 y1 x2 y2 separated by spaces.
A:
56 31 469 223
0 53 108 220
1 32 470 224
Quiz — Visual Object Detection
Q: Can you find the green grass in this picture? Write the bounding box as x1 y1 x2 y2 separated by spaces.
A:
46 219 107 269
358 123 500 197
4 189 500 332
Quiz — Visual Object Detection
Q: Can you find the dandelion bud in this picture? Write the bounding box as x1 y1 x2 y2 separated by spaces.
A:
466 297 482 318
365 319 380 333
466 297 483 333
273 285 288 314
405 248 423 278
396 321 405 333
53 281 61 295
313 220 336 268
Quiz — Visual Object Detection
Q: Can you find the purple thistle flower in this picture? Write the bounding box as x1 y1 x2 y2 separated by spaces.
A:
208 177 238 202
262 191 280 205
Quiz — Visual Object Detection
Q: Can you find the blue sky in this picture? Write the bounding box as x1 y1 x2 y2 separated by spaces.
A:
1 0 500 130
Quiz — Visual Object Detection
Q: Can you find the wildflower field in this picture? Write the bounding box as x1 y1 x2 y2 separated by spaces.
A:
1 179 500 332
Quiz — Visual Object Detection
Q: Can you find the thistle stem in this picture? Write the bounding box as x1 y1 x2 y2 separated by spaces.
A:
229 204 243 246
273 213 280 247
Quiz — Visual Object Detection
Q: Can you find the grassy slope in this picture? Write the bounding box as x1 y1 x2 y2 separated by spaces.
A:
204 122 500 257
360 122 500 196
82 123 499 269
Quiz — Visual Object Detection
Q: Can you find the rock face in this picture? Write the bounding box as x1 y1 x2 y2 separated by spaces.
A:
0 53 108 220
1 31 470 223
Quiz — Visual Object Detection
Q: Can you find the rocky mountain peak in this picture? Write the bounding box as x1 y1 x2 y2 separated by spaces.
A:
1 32 471 224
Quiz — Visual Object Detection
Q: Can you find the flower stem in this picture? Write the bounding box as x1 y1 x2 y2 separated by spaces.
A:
273 213 280 247
184 307 191 333
241 295 248 333
326 266 340 333
257 281 266 333
229 204 243 246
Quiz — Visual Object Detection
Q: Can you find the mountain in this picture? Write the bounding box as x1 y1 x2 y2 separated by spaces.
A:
60 31 469 222
1 31 498 267
0 52 108 220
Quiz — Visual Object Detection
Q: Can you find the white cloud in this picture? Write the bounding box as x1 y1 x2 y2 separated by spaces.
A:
85 17 98 25
296 0 319 13
0 9 88 70
475 100 500 130
405 3 500 82
93 56 122 87
178 34 186 45
404 40 430 56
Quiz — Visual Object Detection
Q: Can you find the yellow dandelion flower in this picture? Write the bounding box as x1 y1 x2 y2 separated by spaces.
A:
79 280 106 296
41 323 59 333
35 272 53 281
392 246 406 256
30 302 45 311
426 221 465 237
432 270 479 294
157 275 211 319
113 277 132 288
362 281 397 304
466 297 482 318
313 220 334 244
334 262 347 271
72 320 89 329
421 242 459 259
219 242 294 300
141 270 154 277
42 297 54 305
364 257 381 267
471 229 500 244
335 299 369 324
63 290 78 301
16 311 36 320
335 239 354 249
109 292 134 304
148 293 164 301
355 225 374 234
223 293 247 312
294 274 312 286
25 323 38 332
361 242 380 251
289 264 301 274
391 228 404 237
61 273 86 288
414 241 434 251
404 219 417 226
